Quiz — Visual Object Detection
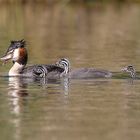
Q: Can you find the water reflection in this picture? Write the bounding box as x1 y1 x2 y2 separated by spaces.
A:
61 78 69 96
8 76 70 114
7 76 70 140
8 77 28 115
8 77 28 140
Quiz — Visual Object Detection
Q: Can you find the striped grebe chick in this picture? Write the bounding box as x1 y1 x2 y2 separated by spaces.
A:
56 58 112 79
121 65 136 78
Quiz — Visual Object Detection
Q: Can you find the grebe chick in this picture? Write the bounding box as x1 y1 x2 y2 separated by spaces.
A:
56 58 112 79
0 40 65 78
121 65 136 78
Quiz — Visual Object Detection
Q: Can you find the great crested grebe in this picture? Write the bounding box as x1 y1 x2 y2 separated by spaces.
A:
0 40 66 78
121 65 136 78
56 58 112 79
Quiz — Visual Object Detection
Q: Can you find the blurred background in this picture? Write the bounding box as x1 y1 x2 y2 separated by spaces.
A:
0 0 140 72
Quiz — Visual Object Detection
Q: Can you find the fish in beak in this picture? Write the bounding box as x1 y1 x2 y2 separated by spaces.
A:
0 50 14 63
0 39 25 64
0 40 26 76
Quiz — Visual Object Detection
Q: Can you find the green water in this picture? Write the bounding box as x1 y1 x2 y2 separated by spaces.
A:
0 2 140 140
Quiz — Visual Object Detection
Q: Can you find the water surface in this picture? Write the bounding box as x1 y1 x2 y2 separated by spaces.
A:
0 2 140 140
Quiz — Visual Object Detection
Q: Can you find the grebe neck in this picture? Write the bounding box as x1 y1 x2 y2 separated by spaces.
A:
9 62 25 76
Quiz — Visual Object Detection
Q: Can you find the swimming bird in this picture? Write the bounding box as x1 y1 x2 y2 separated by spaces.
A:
56 58 112 79
121 65 136 78
0 40 66 78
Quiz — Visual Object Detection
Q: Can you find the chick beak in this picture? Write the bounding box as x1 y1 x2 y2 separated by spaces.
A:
121 67 128 72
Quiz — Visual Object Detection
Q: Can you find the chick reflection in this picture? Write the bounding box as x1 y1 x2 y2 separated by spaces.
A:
8 77 28 115
33 76 70 95
61 78 69 96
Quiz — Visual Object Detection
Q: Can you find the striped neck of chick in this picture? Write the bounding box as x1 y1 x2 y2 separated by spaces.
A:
56 58 70 75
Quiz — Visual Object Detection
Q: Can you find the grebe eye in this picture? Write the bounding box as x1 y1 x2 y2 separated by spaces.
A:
15 43 21 48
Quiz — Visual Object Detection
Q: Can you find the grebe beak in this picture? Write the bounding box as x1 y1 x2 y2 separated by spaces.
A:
0 49 14 62
0 39 26 64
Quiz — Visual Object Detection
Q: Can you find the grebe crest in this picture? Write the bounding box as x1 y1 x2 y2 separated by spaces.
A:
122 65 136 78
56 58 70 75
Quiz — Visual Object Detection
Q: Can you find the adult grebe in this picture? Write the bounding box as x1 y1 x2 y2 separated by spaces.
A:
0 40 65 78
56 58 112 79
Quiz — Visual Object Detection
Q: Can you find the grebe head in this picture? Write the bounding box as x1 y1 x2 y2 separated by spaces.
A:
0 39 28 76
0 39 28 65
56 58 70 75
121 65 136 78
